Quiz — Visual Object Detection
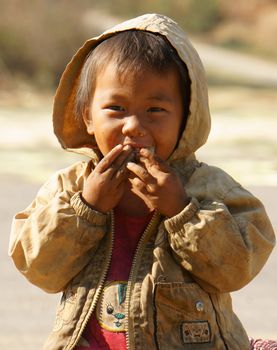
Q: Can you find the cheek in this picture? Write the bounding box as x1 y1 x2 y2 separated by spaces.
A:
94 120 123 151
154 120 182 158
157 116 181 139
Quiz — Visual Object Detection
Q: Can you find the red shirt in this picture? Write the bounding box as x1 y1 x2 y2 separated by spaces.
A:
75 209 152 350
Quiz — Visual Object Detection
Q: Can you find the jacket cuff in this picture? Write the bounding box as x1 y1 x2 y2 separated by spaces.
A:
70 191 108 226
164 197 199 233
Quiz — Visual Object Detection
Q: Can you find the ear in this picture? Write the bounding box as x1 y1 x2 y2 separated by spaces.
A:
83 107 94 136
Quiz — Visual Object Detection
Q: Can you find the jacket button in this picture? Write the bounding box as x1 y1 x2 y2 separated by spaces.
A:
195 300 204 312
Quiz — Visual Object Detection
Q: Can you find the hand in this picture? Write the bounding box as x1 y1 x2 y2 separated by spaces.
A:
126 148 190 217
82 145 133 213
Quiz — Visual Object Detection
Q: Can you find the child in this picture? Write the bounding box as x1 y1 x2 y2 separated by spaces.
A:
9 13 275 350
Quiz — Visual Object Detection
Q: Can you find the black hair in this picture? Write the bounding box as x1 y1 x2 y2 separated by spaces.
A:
75 30 190 127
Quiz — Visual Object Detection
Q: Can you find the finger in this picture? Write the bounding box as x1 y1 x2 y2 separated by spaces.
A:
126 162 155 184
129 177 149 195
139 148 171 174
109 146 134 179
129 178 158 208
96 144 123 172
97 145 134 176
114 164 129 183
112 145 134 170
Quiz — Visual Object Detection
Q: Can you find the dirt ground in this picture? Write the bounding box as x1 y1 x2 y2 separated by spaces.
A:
0 85 276 348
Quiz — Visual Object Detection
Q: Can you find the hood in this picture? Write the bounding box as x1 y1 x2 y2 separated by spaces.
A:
53 13 211 163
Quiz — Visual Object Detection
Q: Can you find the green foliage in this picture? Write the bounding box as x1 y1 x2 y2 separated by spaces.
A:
0 0 94 88
0 0 273 89
182 0 221 32
99 0 221 33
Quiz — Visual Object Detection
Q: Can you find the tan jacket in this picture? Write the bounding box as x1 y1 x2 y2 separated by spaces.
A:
9 14 275 350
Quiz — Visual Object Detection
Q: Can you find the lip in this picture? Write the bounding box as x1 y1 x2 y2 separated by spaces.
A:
123 143 155 159
123 142 152 149
123 143 145 149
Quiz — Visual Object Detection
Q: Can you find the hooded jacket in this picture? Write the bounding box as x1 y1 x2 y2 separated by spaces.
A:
9 14 275 350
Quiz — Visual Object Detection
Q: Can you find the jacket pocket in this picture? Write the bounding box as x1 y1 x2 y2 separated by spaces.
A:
153 282 226 350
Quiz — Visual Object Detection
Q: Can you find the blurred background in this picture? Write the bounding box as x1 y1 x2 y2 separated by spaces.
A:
0 0 276 348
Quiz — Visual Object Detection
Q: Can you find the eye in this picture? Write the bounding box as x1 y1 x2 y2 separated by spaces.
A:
107 105 125 112
106 303 114 314
147 107 166 113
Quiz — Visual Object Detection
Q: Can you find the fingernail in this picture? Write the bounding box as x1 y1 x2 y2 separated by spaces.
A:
140 146 155 155
126 162 135 168
123 144 131 151
139 148 148 157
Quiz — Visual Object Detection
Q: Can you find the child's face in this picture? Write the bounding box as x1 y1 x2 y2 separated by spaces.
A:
84 61 184 160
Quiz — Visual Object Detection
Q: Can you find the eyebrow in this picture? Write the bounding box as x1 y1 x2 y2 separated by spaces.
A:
98 91 173 103
147 93 173 103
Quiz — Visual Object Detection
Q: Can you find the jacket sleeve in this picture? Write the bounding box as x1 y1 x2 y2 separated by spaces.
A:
164 165 276 293
9 162 108 293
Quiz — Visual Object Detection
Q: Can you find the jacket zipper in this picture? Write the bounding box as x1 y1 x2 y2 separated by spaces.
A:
125 211 160 350
68 211 115 350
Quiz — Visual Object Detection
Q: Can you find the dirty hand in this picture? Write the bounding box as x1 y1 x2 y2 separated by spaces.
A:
126 148 190 217
82 145 133 213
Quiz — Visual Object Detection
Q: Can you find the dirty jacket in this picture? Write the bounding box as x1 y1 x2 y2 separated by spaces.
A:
9 14 275 350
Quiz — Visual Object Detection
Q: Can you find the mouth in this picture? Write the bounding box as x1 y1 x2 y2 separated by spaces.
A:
123 144 155 163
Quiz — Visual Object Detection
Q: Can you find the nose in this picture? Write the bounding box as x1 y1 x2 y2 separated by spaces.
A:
122 114 147 137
